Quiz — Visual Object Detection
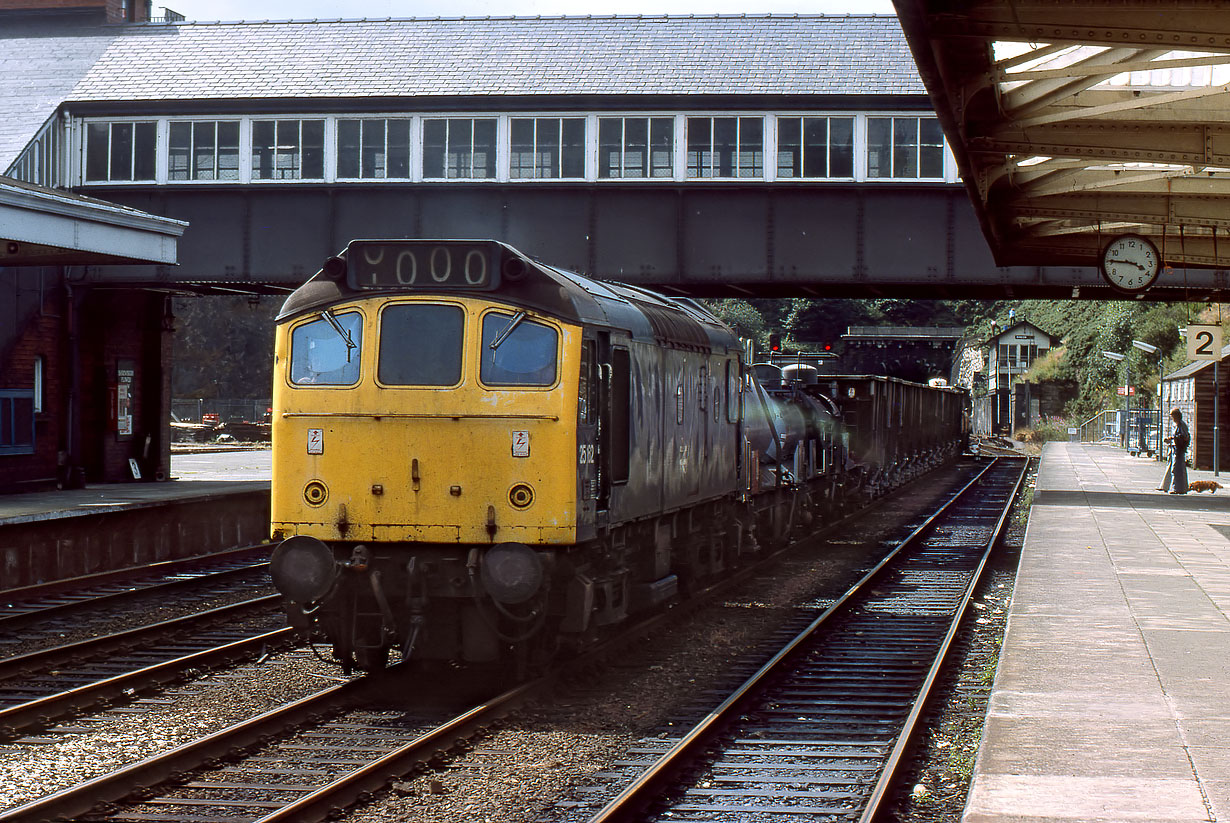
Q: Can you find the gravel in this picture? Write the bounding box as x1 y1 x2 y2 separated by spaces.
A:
0 648 345 811
346 461 986 823
881 461 1032 822
0 457 1023 823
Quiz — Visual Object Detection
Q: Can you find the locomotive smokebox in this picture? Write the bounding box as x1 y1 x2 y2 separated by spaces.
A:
270 535 339 603
480 542 544 604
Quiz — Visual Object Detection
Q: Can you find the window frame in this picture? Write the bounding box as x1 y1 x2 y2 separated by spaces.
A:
251 118 327 182
508 116 587 181
597 115 675 180
0 389 36 456
775 114 856 180
375 300 468 388
336 117 414 181
685 115 766 180
421 117 499 181
476 309 562 389
33 356 44 414
287 308 365 387
83 120 158 183
167 119 242 182
865 114 947 181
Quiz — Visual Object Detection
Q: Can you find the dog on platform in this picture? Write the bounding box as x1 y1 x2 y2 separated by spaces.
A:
1188 480 1224 493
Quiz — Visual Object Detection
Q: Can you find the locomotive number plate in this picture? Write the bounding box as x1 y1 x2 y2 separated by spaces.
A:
307 428 324 455
511 430 530 458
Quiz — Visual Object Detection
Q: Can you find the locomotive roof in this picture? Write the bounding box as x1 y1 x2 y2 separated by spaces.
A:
279 241 741 354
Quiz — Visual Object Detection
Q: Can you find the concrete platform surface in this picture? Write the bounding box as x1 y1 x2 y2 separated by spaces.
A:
0 479 269 526
0 449 270 527
965 442 1230 823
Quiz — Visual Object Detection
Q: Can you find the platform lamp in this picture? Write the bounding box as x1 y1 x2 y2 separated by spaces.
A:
1102 351 1127 448
1132 341 1162 461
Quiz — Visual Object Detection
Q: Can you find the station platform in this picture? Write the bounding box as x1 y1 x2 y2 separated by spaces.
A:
0 479 268 527
965 442 1230 823
0 451 271 588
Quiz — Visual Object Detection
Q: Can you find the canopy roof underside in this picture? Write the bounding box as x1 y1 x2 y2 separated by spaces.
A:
894 1 1230 277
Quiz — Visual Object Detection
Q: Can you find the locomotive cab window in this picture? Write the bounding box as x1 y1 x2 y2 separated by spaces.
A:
290 310 363 385
378 303 465 386
480 312 558 387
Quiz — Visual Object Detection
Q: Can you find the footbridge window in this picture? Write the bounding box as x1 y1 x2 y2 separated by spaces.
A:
423 118 497 179
686 116 764 179
168 121 240 181
252 119 325 180
84 121 156 182
598 116 674 178
510 117 586 179
866 116 945 180
337 118 411 179
65 112 953 187
776 116 854 179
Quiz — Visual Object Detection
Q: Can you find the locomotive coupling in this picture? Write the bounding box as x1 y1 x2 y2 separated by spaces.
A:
270 536 339 603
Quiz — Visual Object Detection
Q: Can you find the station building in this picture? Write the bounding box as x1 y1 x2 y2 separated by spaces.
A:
0 4 955 491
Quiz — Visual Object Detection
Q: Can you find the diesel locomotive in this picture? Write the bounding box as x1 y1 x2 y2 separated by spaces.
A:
268 239 966 673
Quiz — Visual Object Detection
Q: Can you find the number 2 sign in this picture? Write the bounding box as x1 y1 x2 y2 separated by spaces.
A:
1187 325 1223 361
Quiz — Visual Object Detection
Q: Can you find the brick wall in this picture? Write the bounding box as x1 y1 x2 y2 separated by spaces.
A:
0 0 148 23
0 268 67 491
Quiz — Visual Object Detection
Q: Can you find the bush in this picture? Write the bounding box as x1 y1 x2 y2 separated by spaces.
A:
1016 417 1071 443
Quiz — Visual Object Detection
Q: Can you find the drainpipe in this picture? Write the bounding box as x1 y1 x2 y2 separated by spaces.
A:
62 276 84 488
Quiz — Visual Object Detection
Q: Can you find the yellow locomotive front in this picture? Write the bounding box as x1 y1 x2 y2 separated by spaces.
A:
269 241 584 672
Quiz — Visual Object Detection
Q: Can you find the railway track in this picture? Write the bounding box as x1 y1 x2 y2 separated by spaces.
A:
0 664 534 823
0 597 292 739
0 545 293 740
574 455 1028 822
0 461 1010 823
0 545 274 644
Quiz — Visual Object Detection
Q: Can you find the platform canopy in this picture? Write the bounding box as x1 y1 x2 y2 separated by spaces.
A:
894 1 1230 279
0 175 185 267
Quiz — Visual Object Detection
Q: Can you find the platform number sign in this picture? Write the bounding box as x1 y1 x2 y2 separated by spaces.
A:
1187 325 1223 361
307 428 324 455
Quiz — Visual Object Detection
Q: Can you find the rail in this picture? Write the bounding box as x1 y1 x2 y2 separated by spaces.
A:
585 456 1029 822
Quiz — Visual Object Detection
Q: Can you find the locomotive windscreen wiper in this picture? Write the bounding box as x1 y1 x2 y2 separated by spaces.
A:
489 310 527 351
320 308 357 361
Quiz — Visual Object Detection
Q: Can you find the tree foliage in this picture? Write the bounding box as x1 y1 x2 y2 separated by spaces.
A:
170 289 1229 429
171 295 282 399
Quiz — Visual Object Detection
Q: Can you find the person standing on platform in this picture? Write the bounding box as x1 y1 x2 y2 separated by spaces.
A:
1159 408 1190 494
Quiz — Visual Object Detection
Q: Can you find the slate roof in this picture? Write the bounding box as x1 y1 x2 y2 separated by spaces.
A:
0 17 118 174
0 14 923 170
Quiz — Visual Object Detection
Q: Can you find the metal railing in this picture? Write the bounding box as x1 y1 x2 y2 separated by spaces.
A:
1080 408 1162 455
171 398 271 424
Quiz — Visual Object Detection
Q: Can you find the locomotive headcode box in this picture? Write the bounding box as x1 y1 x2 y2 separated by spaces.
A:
346 240 500 291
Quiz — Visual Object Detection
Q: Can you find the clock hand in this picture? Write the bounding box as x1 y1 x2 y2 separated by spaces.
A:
1108 258 1146 271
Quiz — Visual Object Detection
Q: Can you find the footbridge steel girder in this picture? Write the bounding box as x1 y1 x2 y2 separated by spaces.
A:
81 184 1227 300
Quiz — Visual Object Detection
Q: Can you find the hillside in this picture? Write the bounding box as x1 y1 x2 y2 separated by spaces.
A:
169 293 1228 427
706 297 1228 423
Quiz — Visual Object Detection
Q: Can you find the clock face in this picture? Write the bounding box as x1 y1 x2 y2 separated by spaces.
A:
1101 234 1160 293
